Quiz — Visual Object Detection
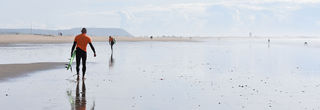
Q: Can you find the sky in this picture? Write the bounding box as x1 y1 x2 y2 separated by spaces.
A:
0 0 320 36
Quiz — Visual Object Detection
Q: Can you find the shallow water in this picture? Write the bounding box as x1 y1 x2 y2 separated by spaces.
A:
1 38 320 109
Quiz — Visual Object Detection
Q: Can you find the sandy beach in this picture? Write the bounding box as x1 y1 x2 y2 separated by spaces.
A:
2 0 319 109
0 35 318 81
0 34 196 44
1 36 320 109
0 34 197 81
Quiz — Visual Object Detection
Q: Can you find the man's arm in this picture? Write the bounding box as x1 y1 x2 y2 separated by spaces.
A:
89 43 96 57
71 42 76 57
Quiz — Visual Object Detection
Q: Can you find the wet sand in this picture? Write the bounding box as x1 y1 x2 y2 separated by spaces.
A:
0 62 64 81
1 38 320 109
0 34 196 81
0 34 196 44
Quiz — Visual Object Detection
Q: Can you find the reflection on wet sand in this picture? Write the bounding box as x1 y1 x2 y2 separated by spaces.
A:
109 53 115 69
67 78 95 110
75 78 86 110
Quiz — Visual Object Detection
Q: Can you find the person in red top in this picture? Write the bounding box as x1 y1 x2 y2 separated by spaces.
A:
108 36 115 52
71 28 96 79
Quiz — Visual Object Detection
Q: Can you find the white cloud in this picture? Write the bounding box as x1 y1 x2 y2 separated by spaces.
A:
66 10 118 17
113 0 320 36
2 0 320 36
219 0 320 4
123 2 212 15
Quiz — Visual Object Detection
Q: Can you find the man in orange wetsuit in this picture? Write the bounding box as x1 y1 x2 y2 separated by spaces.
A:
71 28 96 78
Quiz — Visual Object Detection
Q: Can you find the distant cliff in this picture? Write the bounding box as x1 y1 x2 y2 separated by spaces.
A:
0 28 133 37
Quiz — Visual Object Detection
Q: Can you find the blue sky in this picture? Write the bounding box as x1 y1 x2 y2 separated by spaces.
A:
1 0 320 36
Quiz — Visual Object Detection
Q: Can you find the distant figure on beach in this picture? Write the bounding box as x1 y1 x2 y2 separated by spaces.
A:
71 28 96 79
108 36 116 52
267 38 271 48
304 42 308 46
150 36 153 39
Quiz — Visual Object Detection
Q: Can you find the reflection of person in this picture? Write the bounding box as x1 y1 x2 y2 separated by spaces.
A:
67 79 95 110
109 53 114 69
108 36 116 52
75 79 86 110
71 28 96 79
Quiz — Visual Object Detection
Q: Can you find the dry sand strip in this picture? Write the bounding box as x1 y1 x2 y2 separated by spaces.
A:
0 35 197 44
0 62 65 81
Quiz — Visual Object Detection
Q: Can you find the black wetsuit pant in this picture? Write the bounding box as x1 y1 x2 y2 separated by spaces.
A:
76 48 87 75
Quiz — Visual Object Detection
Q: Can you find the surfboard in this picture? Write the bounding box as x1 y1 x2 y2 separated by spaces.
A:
66 50 76 71
113 39 116 44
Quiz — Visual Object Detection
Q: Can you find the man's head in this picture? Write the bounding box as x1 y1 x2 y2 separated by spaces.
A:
109 36 111 38
81 28 87 34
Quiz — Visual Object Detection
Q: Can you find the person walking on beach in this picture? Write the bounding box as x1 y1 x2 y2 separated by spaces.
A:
108 36 116 52
71 28 96 78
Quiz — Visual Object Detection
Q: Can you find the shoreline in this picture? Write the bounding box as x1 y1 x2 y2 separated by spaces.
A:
0 62 64 81
1 34 319 45
0 34 197 44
